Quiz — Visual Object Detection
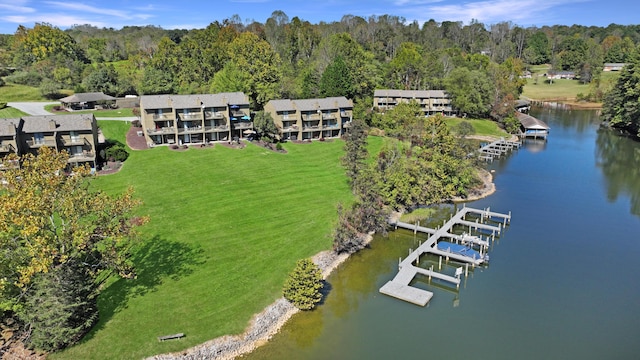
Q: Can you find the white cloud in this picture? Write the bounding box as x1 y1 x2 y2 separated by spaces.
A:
43 1 131 18
0 0 35 13
2 13 107 28
391 0 590 26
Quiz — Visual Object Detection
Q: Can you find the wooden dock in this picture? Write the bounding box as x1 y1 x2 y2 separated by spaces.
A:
478 138 521 162
381 205 511 306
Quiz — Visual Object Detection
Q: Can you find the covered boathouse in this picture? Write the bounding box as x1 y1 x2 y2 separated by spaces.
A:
516 112 550 139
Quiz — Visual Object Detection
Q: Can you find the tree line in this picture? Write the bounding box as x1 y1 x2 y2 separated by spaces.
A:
0 12 638 112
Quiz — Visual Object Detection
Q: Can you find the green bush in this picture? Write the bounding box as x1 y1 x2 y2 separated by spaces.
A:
105 144 129 162
5 71 42 86
276 142 283 151
0 102 6 110
282 258 324 310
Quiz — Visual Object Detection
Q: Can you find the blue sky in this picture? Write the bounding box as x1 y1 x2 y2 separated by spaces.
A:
0 0 638 34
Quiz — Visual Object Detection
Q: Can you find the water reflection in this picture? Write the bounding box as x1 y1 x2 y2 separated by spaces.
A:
596 128 640 216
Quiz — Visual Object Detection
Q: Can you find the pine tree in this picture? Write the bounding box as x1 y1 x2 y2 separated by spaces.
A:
282 259 323 310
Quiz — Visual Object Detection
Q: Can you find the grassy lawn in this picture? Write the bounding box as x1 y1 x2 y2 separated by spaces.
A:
53 129 383 359
446 117 510 138
0 106 28 118
521 77 593 101
45 104 135 118
0 82 47 101
97 120 131 144
522 65 620 102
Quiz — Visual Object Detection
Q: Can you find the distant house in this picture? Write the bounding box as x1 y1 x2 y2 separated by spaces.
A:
139 92 251 146
520 70 532 79
264 97 353 141
59 92 116 111
0 114 99 170
373 89 454 116
547 71 576 80
603 63 627 72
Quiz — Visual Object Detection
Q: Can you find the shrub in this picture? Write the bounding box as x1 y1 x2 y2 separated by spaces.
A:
282 258 324 310
276 142 283 151
455 121 475 138
105 144 129 162
0 102 7 110
0 77 5 87
5 71 42 86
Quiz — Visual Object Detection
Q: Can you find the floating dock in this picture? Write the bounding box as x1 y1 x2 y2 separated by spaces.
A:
478 138 521 162
381 205 511 306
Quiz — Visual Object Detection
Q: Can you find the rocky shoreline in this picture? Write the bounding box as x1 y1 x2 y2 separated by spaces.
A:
148 165 497 360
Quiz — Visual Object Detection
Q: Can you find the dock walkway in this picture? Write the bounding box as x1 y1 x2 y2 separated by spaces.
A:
381 205 511 306
478 138 521 162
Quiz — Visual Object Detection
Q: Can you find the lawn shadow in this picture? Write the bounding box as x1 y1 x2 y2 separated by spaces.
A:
80 235 205 342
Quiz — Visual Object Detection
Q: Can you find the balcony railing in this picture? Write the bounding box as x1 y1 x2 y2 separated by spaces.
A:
231 111 246 118
302 125 320 131
302 114 321 121
233 121 253 130
322 123 340 130
340 111 350 117
61 136 88 146
322 113 336 120
205 124 229 132
147 127 175 135
180 113 202 120
178 126 204 134
0 143 16 152
152 113 173 120
27 139 56 148
282 125 299 132
205 111 225 119
67 152 95 162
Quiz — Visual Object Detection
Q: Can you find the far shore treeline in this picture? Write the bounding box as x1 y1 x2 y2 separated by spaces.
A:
0 13 639 115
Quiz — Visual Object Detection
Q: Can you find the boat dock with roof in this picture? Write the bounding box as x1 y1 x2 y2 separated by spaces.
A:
380 205 511 306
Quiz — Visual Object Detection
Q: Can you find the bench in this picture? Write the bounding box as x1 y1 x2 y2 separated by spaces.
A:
157 333 185 341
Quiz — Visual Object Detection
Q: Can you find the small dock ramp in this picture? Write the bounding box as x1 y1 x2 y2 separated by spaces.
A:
380 266 434 306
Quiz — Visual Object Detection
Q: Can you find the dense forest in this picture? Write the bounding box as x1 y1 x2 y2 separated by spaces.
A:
0 11 639 124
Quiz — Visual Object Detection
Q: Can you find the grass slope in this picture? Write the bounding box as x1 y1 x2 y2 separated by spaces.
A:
0 106 28 118
0 82 47 101
54 135 383 359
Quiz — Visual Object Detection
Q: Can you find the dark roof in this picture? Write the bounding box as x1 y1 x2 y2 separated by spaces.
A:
516 112 550 130
374 89 448 98
60 92 116 103
515 99 530 108
266 97 353 112
21 114 95 133
140 92 250 109
0 118 19 137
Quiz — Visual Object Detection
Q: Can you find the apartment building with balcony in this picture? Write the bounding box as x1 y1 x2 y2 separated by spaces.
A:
373 89 454 116
20 114 99 168
264 97 353 141
0 118 20 170
139 92 251 146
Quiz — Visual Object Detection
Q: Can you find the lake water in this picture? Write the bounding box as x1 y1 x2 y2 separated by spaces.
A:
245 108 640 360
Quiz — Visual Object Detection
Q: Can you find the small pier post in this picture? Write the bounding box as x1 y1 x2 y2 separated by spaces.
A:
465 263 469 277
439 256 442 269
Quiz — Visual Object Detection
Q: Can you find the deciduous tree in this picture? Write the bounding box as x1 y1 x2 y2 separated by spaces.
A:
0 147 146 350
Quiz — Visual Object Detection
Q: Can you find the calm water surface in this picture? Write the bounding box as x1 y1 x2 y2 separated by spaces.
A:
246 108 640 360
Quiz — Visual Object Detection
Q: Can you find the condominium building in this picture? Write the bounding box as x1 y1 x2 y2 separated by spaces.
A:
0 118 20 169
264 97 353 141
373 89 454 116
0 114 99 169
139 92 251 146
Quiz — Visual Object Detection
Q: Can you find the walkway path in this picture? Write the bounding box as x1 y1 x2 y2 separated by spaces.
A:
7 102 58 115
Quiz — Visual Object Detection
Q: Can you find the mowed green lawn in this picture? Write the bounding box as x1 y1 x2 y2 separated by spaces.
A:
0 106 28 118
445 117 509 137
54 130 383 359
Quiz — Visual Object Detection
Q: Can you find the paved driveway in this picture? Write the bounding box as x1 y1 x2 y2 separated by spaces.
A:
8 102 59 115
